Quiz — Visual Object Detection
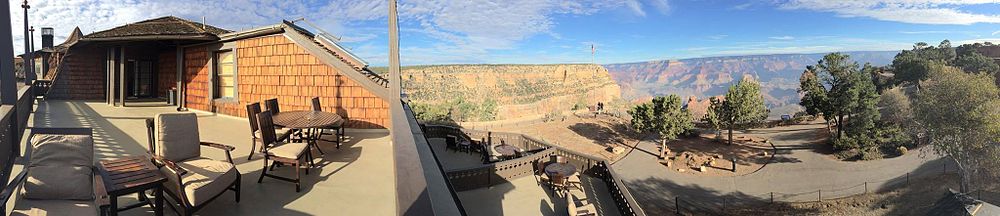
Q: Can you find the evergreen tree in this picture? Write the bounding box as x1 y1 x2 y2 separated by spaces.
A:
706 77 769 145
629 95 694 158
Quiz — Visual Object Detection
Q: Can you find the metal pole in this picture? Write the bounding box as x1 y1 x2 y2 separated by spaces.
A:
906 173 910 186
0 0 18 105
21 0 31 85
770 192 774 204
28 26 34 84
865 182 868 194
818 190 822 202
675 197 680 214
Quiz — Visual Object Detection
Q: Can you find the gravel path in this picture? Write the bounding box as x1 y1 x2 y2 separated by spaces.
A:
610 122 953 215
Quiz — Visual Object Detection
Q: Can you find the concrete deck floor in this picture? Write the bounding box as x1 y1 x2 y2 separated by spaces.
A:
8 100 397 216
427 138 622 216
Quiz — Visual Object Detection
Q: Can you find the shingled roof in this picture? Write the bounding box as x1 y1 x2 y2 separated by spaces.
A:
83 16 230 41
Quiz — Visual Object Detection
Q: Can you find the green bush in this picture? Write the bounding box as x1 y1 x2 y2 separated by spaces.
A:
859 147 883 161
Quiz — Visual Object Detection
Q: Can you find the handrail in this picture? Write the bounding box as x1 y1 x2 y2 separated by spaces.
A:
423 124 647 216
0 83 39 214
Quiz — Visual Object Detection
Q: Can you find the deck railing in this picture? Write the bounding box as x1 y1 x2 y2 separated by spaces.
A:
422 125 647 216
0 83 38 214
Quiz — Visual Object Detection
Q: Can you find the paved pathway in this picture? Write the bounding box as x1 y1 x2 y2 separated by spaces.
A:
610 122 953 215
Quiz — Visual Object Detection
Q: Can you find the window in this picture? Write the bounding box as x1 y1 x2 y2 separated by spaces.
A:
214 50 236 99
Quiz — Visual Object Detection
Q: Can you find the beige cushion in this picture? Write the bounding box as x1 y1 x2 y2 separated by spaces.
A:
161 158 238 207
254 128 291 139
23 134 94 200
156 113 201 162
11 197 98 216
268 142 308 159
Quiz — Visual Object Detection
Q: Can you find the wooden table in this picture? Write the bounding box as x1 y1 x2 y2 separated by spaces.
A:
544 162 577 177
273 111 343 129
97 156 166 216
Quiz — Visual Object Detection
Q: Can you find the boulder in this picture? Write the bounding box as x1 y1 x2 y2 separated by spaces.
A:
697 166 708 172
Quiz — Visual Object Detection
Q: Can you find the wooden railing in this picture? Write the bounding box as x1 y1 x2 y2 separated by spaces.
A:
0 83 39 214
423 125 647 216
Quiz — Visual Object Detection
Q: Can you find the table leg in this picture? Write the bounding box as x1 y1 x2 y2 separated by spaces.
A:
109 195 118 216
155 187 164 216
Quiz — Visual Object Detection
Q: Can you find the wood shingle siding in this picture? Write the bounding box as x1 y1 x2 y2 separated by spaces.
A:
183 35 389 129
183 46 210 111
46 46 105 100
157 50 177 97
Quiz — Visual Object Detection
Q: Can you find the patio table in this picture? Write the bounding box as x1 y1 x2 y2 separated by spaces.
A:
544 162 577 177
98 156 166 216
493 144 520 157
272 110 343 129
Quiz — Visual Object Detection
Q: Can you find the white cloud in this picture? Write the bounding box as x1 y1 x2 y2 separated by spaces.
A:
682 36 913 57
777 0 1000 25
899 30 951 34
992 30 1000 36
707 34 728 40
9 0 661 65
769 36 795 40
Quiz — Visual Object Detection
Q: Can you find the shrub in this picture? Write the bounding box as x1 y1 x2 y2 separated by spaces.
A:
834 149 860 160
897 146 908 156
860 147 883 161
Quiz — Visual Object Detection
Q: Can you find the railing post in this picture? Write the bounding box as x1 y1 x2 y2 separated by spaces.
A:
675 197 680 215
0 0 17 106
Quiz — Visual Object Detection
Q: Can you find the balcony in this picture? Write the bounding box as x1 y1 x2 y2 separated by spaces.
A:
8 99 400 215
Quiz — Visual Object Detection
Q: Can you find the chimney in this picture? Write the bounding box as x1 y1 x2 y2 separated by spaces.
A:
41 27 53 48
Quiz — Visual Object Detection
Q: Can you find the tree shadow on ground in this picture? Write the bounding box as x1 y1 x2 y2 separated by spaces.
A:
624 176 822 216
568 122 625 146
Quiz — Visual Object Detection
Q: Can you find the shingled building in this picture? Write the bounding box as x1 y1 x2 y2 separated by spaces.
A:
43 16 391 128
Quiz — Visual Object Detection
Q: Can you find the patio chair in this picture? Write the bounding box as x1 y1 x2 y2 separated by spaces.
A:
145 113 241 216
565 191 597 216
444 135 458 151
566 173 584 191
533 160 550 185
256 110 314 192
2 128 109 216
247 102 292 160
310 97 344 149
264 98 281 114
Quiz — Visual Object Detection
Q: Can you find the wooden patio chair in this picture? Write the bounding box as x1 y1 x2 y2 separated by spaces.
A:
256 111 314 192
533 160 550 185
565 191 597 216
145 113 241 216
310 97 344 149
246 102 291 160
264 98 281 114
444 135 458 151
2 128 109 216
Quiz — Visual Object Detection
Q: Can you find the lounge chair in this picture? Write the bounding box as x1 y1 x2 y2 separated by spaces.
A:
565 191 597 216
146 113 241 216
256 110 314 192
2 128 108 216
247 102 291 160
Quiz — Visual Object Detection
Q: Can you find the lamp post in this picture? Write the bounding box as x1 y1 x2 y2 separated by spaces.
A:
29 26 35 83
21 0 34 85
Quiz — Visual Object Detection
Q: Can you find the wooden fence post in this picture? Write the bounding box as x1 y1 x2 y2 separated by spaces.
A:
865 182 868 194
770 192 774 204
818 190 822 202
675 197 681 214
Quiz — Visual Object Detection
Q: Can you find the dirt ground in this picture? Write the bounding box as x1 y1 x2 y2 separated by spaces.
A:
496 113 639 161
724 174 995 216
661 136 770 176
496 113 771 176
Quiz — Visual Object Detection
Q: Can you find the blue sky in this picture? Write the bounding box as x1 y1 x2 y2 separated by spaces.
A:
8 0 1000 66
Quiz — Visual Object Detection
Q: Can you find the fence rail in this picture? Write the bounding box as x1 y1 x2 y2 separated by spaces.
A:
423 124 646 216
667 159 959 215
0 83 39 214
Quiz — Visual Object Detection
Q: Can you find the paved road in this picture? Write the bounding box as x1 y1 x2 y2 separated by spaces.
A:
610 122 952 215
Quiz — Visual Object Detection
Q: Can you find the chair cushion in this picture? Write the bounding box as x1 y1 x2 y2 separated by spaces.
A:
162 158 238 207
254 128 291 139
267 142 308 159
156 113 201 162
23 134 94 200
11 197 98 216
